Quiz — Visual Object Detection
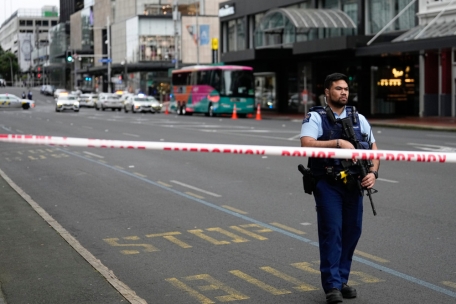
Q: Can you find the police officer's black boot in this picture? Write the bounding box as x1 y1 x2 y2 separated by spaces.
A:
326 288 343 303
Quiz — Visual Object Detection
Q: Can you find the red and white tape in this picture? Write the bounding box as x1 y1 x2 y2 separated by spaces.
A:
1 134 456 163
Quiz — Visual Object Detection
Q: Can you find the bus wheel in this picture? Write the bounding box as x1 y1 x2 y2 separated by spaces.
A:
208 104 216 117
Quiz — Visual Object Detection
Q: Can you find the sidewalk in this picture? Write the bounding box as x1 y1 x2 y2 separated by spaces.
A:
261 111 456 132
0 169 132 304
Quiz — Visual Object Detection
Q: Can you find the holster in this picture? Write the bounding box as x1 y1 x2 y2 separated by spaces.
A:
298 164 316 195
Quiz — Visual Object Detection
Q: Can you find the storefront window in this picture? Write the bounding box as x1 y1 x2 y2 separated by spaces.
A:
139 35 175 61
237 18 245 51
228 20 236 51
368 0 416 34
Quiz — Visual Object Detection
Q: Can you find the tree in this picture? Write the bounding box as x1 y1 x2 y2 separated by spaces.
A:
0 46 20 86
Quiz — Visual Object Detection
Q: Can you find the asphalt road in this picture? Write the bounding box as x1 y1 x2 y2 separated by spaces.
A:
1 87 456 303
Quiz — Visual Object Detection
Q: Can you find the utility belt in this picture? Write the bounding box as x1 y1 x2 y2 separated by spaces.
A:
298 164 359 195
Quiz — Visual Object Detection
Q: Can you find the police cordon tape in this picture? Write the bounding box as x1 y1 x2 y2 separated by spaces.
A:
1 133 456 163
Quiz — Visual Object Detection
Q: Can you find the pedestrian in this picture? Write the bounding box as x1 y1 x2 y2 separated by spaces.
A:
300 73 379 304
27 90 33 100
22 91 26 99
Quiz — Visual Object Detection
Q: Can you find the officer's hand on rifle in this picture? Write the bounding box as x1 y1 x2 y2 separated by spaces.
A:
360 172 377 189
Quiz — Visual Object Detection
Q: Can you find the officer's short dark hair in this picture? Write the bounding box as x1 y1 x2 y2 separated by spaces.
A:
324 73 348 90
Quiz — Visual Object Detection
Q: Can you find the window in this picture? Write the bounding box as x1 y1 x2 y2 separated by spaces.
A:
19 20 26 26
367 0 416 34
196 70 211 85
139 35 175 61
237 19 245 51
51 21 58 26
36 20 42 26
172 72 191 86
228 20 236 51
26 20 33 26
43 20 49 26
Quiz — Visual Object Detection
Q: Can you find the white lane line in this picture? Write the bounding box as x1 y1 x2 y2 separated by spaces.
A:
83 151 104 158
122 133 139 138
170 180 222 197
288 134 301 141
378 178 398 183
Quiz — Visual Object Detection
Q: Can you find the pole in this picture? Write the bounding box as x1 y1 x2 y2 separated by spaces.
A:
303 67 307 114
7 56 13 87
173 0 179 69
107 16 111 93
196 3 200 65
124 58 128 91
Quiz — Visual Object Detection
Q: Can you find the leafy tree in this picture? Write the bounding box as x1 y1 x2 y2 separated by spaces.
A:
0 47 20 85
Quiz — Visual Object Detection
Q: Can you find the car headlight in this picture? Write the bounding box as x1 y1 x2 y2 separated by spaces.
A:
57 101 63 106
74 101 80 106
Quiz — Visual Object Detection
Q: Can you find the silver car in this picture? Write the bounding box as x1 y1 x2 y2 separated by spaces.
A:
124 95 156 113
78 94 98 108
146 96 163 112
55 94 79 112
96 93 123 111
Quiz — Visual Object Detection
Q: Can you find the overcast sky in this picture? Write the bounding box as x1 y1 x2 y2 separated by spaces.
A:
1 0 60 26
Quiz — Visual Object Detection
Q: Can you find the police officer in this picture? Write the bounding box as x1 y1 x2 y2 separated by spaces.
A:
300 73 379 304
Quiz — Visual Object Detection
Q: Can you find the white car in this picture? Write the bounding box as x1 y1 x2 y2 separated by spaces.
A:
78 94 98 108
54 89 68 98
96 93 123 111
55 94 79 112
146 96 163 112
124 95 156 113
0 93 34 109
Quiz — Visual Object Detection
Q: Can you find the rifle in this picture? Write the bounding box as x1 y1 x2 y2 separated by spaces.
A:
339 117 378 216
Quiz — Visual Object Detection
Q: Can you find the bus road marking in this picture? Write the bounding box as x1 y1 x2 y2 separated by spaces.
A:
222 205 248 214
185 192 204 199
83 151 104 158
171 180 222 197
145 232 192 248
229 270 292 295
134 172 147 178
259 266 318 291
354 250 389 263
443 281 456 289
114 165 124 170
270 222 306 235
103 236 159 254
157 181 172 187
165 278 215 304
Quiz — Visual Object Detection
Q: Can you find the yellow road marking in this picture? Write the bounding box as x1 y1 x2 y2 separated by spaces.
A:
145 232 192 248
222 205 248 214
206 227 249 243
157 181 172 187
134 172 147 178
442 281 456 289
260 266 318 291
187 229 230 245
229 270 291 295
354 250 389 263
185 274 249 302
186 192 204 199
350 271 385 284
28 156 37 160
114 165 124 169
103 236 159 254
97 159 106 163
270 222 306 235
165 278 215 304
229 226 268 240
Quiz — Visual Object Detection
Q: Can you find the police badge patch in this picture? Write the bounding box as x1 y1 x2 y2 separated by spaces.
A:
302 113 311 124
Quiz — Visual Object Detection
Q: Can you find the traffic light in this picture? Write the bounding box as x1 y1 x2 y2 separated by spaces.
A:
37 73 41 79
66 51 73 62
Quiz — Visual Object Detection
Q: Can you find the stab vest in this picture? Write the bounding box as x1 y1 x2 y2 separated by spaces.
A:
308 106 371 177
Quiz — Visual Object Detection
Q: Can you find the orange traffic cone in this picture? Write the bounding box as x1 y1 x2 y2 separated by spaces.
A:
255 103 262 120
165 103 169 115
232 104 238 120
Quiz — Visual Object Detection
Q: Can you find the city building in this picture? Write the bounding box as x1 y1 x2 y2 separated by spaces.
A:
218 0 456 117
0 6 59 85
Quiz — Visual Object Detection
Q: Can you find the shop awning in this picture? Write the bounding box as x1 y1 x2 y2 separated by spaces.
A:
392 20 456 42
357 20 456 56
263 8 357 31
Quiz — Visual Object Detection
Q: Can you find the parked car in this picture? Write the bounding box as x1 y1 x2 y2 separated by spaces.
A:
146 96 163 112
78 94 98 108
54 89 68 99
124 94 156 113
0 93 34 109
43 85 55 96
96 93 123 111
55 93 79 112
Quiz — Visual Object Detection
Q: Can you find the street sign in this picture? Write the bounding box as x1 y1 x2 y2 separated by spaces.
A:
99 58 112 63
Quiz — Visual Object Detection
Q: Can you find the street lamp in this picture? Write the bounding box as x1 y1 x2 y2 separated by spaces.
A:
6 56 13 87
107 16 112 93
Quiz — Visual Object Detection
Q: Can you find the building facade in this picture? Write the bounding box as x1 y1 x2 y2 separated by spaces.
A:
0 7 59 85
219 0 456 118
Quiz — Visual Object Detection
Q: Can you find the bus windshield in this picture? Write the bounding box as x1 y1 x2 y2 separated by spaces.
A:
218 70 254 97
